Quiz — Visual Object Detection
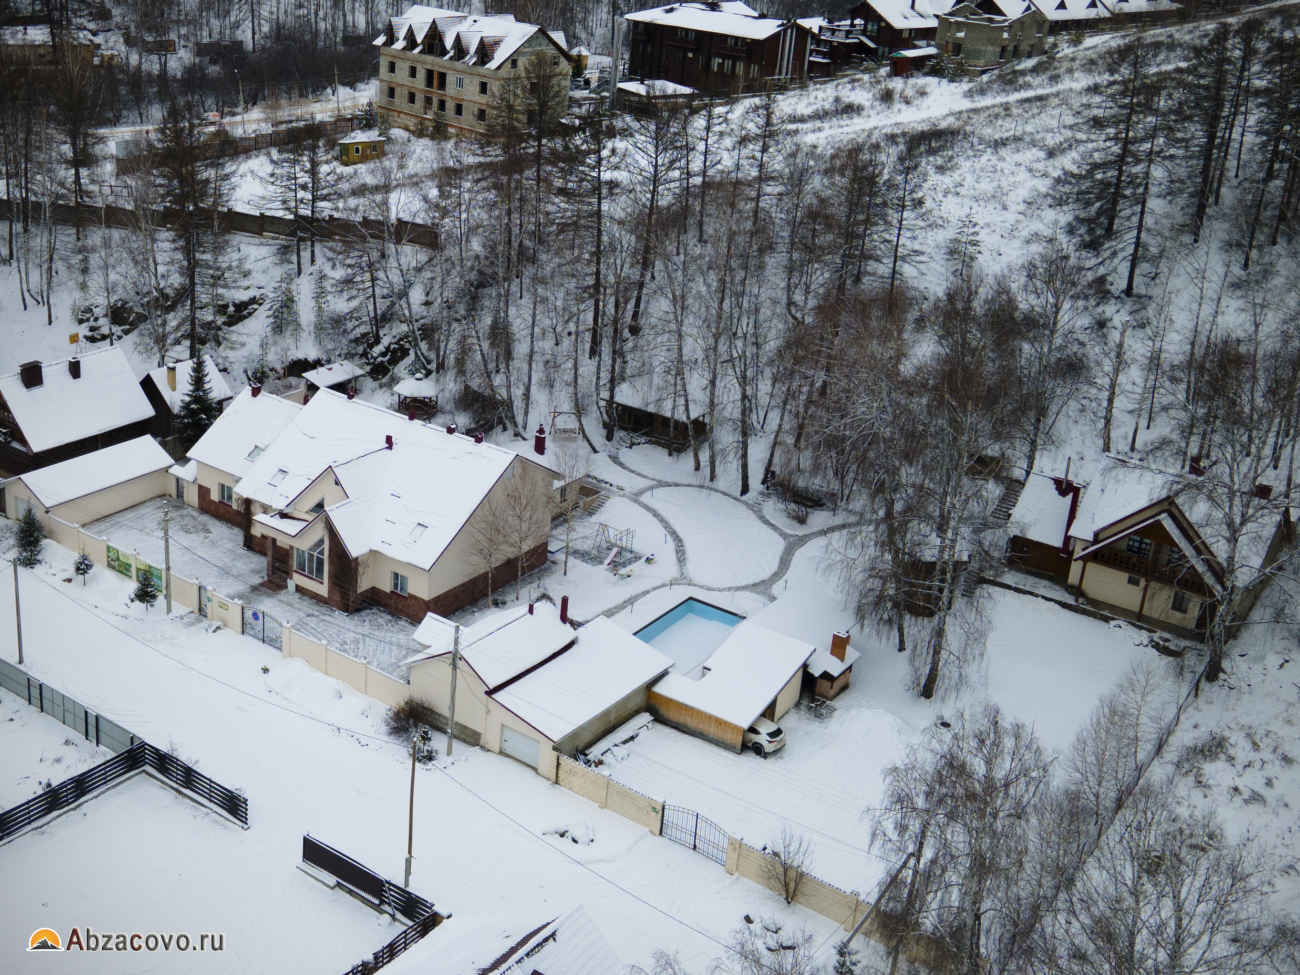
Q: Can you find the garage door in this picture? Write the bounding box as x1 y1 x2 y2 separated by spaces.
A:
500 726 540 769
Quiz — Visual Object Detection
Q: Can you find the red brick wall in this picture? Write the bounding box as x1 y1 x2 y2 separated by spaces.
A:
325 519 362 613
425 541 549 618
198 484 247 530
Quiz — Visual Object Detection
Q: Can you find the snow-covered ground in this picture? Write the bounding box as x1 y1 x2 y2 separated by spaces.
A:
0 535 847 973
0 692 109 807
641 486 784 587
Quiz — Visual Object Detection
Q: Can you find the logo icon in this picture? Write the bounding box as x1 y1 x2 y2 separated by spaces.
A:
28 928 62 951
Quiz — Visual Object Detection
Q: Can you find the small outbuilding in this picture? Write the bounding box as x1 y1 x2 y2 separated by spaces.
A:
301 360 364 398
2 435 174 525
394 377 439 419
647 619 813 752
139 354 235 437
338 133 386 166
890 44 938 74
805 630 862 700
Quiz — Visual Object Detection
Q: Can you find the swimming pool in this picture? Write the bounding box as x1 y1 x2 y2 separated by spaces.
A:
634 598 745 677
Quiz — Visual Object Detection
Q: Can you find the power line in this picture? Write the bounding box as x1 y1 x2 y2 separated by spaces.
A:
11 568 742 960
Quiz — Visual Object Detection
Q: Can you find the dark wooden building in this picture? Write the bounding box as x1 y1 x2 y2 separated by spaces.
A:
795 17 879 75
847 0 949 54
624 0 810 94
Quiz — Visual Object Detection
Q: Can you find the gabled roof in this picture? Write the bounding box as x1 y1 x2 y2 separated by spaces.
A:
230 390 528 570
854 0 958 32
624 1 789 40
375 6 569 70
12 436 173 509
144 355 234 414
650 619 814 729
186 387 303 481
493 616 672 741
0 348 155 454
1027 0 1112 21
1010 472 1078 548
410 603 577 691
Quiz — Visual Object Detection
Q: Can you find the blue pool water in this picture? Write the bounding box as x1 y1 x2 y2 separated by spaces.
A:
634 599 745 676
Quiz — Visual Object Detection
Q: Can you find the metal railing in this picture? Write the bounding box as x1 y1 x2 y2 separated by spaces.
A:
0 741 248 842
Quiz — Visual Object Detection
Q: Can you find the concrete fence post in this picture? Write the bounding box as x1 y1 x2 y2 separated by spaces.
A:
601 776 610 809
725 835 740 876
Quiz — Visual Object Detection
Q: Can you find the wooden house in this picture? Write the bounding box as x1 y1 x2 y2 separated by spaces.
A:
623 0 811 95
139 355 235 439
338 133 386 165
0 349 156 476
301 360 364 398
605 398 707 454
794 17 878 75
847 0 954 55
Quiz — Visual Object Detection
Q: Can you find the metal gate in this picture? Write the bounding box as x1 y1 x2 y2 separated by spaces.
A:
661 804 729 865
242 606 284 651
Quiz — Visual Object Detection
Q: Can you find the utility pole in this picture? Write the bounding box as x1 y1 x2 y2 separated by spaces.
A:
608 0 621 112
445 623 461 757
404 731 417 887
12 560 23 666
162 502 172 614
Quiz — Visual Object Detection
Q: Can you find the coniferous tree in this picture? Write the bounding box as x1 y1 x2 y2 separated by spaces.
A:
175 353 222 445
15 508 44 567
134 568 160 610
74 552 93 585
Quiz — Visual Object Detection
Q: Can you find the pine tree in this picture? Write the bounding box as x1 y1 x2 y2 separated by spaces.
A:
269 270 301 345
175 353 221 445
832 939 861 975
74 553 93 585
133 568 160 610
15 508 44 567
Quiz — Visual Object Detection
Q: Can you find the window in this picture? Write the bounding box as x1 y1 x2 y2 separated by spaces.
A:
219 483 234 505
1171 591 1190 613
245 445 264 462
309 498 325 514
387 60 396 73
479 79 488 95
408 90 416 105
392 571 409 596
425 68 435 88
559 483 568 503
476 107 486 122
1125 536 1153 559
436 71 447 91
424 95 433 113
437 98 446 112
528 80 538 93
408 63 417 78
295 537 325 581
387 85 396 101
552 56 561 66
352 145 361 155
951 42 963 56
455 75 464 89
510 58 518 69
999 45 1007 60
1126 574 1141 587
454 102 463 116
175 477 185 501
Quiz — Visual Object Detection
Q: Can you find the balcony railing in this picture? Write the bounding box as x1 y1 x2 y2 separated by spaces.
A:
1087 544 1214 598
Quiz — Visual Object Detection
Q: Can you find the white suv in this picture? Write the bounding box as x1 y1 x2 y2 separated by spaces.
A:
743 717 785 757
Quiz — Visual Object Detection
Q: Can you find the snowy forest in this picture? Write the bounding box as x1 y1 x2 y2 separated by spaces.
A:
4 0 1300 970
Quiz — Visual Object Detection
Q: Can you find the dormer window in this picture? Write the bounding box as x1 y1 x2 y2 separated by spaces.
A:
246 445 264 462
269 468 288 487
309 498 325 514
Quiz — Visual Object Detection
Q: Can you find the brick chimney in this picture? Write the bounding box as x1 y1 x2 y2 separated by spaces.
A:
68 357 81 380
385 434 393 450
560 594 569 624
830 631 849 662
473 432 484 444
534 424 547 456
166 363 177 390
250 383 262 398
19 360 43 389
446 423 457 435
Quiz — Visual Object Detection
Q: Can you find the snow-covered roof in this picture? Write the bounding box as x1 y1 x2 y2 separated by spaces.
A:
618 79 698 96
302 361 363 390
624 1 788 41
893 45 939 56
857 0 957 32
394 377 438 398
972 0 1037 16
186 387 303 481
806 641 861 679
1010 472 1077 548
253 511 315 537
169 459 197 483
1069 459 1174 542
0 348 155 454
144 355 234 414
1106 0 1177 13
232 390 531 570
1028 0 1112 21
13 436 172 510
338 131 385 144
650 619 813 729
412 603 577 691
493 617 672 741
382 906 619 975
375 6 568 71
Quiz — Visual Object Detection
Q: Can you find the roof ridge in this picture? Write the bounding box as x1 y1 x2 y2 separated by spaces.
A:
0 344 122 379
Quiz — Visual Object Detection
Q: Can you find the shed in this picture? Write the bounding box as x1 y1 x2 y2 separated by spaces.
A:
301 361 364 397
338 133 386 165
804 631 861 700
2 436 173 525
604 398 707 454
1006 471 1080 580
647 619 813 751
890 45 938 74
